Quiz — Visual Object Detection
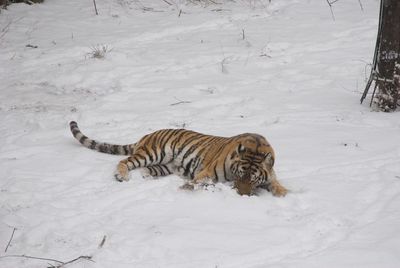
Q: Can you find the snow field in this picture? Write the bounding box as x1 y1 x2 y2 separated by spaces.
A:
1 0 400 267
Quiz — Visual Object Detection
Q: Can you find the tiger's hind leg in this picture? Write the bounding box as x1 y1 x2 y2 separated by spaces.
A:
141 164 174 179
115 153 175 182
115 154 149 182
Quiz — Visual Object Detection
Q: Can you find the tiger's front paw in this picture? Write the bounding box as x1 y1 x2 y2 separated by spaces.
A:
270 183 288 197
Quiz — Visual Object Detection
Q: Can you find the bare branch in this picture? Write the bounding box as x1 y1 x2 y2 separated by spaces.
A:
52 255 93 268
0 254 93 268
0 20 12 40
160 0 172 5
98 235 106 248
358 0 364 11
170 97 191 106
326 0 335 21
93 0 98 15
328 0 339 4
4 227 17 253
327 0 363 20
0 254 63 264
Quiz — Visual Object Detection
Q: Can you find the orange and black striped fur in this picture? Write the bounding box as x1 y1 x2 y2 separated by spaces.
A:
69 121 287 196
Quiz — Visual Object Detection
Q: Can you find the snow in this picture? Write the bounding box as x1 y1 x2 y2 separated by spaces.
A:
1 0 400 267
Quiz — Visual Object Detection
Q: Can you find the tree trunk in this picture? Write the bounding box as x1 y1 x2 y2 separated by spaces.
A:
0 0 7 8
374 0 400 111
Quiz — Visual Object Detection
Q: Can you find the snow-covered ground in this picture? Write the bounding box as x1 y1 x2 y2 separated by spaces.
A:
1 0 400 267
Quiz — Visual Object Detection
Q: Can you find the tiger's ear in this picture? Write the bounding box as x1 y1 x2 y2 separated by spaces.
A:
236 144 245 154
265 153 274 167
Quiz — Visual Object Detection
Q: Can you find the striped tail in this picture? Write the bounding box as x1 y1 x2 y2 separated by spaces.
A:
69 121 133 155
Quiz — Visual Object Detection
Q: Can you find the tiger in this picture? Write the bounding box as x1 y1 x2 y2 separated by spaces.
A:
69 121 287 196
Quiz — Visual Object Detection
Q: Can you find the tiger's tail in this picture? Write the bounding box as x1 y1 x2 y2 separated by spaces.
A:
69 121 133 155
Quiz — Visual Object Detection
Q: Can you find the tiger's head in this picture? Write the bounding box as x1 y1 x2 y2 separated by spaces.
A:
230 134 275 194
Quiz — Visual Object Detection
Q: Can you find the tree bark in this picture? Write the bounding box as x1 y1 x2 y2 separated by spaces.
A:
374 0 400 111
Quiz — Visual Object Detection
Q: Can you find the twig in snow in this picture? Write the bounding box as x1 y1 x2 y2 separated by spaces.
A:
0 17 23 41
128 0 159 12
170 97 191 106
357 0 364 11
218 44 230 73
369 80 379 107
0 20 12 40
242 29 245 40
160 0 172 5
98 235 106 248
188 0 221 6
171 100 191 106
4 227 16 253
0 254 93 268
325 0 339 21
93 0 99 15
0 17 23 40
49 255 93 268
178 9 182 17
221 57 229 73
199 87 215 94
328 0 339 4
0 254 64 265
